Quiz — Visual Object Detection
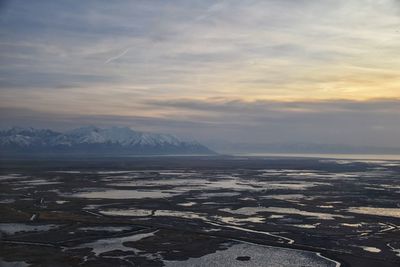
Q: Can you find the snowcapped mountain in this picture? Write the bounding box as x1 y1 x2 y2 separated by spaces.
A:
0 126 215 155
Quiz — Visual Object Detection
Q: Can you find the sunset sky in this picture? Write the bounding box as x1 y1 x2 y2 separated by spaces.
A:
1 0 399 150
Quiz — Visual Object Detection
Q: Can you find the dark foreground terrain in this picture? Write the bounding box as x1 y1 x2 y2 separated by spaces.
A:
0 156 399 266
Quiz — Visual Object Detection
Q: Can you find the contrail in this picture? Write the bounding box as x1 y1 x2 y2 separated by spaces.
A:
104 48 130 64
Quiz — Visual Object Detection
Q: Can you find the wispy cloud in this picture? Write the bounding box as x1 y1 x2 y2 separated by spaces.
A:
0 1 399 148
1 98 400 149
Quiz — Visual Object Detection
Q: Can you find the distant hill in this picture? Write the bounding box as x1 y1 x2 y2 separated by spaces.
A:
0 126 215 156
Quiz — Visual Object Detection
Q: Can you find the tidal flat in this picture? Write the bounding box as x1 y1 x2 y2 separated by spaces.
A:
0 156 399 266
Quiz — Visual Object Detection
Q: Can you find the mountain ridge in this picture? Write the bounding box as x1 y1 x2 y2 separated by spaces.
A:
0 126 215 155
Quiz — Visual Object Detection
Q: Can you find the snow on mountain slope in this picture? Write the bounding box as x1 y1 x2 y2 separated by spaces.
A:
0 127 58 147
0 126 215 155
66 126 187 146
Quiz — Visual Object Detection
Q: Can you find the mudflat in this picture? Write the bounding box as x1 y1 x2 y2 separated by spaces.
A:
0 156 399 266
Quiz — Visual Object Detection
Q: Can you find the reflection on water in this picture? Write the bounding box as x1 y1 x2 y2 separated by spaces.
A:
74 230 158 256
70 189 177 199
0 223 60 235
347 207 400 218
221 207 351 220
1 156 399 265
164 242 339 267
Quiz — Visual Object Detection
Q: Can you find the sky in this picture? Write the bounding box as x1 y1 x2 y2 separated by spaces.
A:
0 0 400 151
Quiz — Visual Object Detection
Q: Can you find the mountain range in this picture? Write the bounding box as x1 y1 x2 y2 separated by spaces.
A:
0 126 215 156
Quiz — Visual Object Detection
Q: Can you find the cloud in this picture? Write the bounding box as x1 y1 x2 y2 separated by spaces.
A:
1 98 400 150
0 71 117 89
0 1 400 150
146 98 400 115
1 0 399 99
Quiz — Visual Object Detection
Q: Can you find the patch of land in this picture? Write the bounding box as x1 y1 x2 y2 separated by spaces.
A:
0 156 399 266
